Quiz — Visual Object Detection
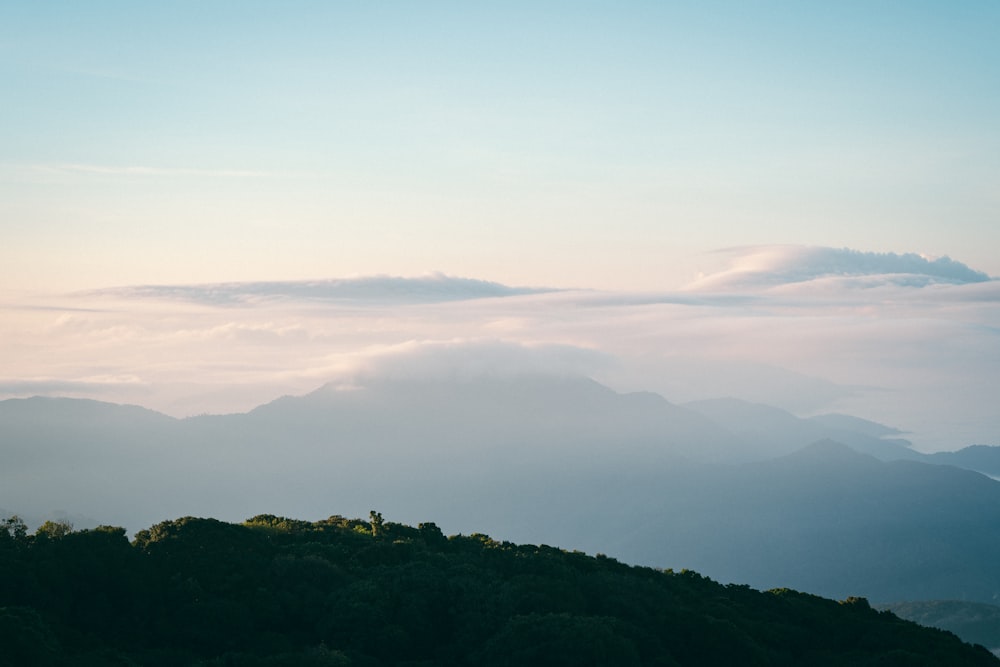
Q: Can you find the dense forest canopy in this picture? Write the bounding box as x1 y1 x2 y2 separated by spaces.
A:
1 513 996 666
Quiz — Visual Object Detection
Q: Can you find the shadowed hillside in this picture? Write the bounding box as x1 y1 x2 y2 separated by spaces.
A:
1 513 996 666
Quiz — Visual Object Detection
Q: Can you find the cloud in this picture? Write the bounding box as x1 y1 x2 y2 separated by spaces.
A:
89 274 560 306
0 376 146 398
687 245 993 292
318 339 614 387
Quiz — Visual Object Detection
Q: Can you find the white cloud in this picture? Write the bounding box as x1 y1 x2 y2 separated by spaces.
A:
686 245 993 292
324 339 613 387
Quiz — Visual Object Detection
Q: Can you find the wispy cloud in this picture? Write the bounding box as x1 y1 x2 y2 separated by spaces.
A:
0 376 146 396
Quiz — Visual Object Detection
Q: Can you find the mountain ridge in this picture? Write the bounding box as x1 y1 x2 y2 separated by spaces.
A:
5 375 1000 605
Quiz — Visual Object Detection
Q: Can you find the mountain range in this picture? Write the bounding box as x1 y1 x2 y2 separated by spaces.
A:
3 374 1000 606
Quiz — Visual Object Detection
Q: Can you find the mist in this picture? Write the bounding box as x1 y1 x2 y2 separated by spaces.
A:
2 246 996 452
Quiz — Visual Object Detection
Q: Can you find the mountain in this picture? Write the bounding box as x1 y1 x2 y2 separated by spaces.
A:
682 397 920 461
925 445 1000 478
0 396 186 525
2 514 996 666
807 412 906 439
595 441 1000 603
680 397 1000 477
249 375 734 459
4 376 1000 606
877 600 1000 656
1 376 721 534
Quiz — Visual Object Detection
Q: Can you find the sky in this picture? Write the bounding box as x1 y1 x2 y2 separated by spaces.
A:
1 3 998 452
2 1 999 292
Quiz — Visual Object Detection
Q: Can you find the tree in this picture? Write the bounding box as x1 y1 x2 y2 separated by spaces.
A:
34 520 73 540
369 511 384 538
1 516 27 542
418 522 447 547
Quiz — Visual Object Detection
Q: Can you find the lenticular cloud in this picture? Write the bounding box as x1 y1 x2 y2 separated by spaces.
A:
688 246 993 291
89 273 558 305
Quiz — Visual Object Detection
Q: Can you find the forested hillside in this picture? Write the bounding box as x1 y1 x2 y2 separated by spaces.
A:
1 513 995 666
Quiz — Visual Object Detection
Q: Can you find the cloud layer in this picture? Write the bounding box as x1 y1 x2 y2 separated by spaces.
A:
688 246 993 291
3 247 998 451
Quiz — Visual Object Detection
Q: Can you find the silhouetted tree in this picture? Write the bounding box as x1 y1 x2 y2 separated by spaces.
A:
1 516 27 542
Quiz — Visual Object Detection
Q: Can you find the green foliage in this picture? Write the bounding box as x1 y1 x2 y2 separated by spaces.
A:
244 514 314 534
0 513 995 666
34 519 74 540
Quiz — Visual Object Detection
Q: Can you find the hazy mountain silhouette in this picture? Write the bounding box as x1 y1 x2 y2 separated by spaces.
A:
807 412 906 438
682 397 921 461
593 440 1000 603
878 600 1000 655
4 375 1000 605
925 445 1000 478
1 376 733 531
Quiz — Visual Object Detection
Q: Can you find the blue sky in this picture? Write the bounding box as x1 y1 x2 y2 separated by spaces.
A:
2 1 998 291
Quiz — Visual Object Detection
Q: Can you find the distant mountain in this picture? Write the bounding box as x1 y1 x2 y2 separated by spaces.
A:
4 375 1000 606
925 445 1000 478
0 396 184 525
807 412 906 439
595 441 1000 603
681 397 1000 478
683 397 920 461
877 600 1000 656
244 375 737 463
0 376 736 533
